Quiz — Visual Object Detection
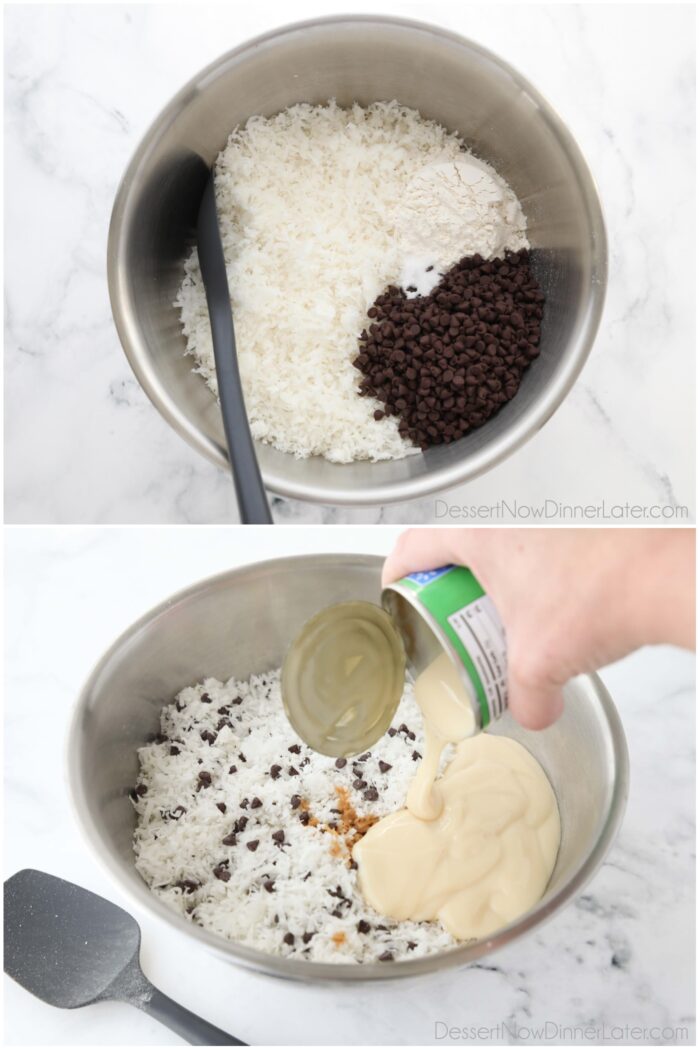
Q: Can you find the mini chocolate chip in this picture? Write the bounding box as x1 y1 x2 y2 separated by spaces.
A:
234 816 248 833
387 727 397 737
349 859 358 870
357 920 371 934
250 797 263 809
354 250 544 450
240 798 249 810
331 908 343 918
288 766 299 776
398 724 409 734
302 931 315 944
217 706 229 715
247 840 259 852
272 830 285 845
353 779 367 790
222 833 237 846
228 765 238 774
216 802 227 814
290 795 302 810
379 951 394 962
284 932 295 946
170 805 186 820
270 765 282 779
200 729 217 746
263 879 275 893
175 879 199 894
378 761 392 773
358 752 371 761
169 746 180 756
299 811 310 826
363 787 379 802
213 866 231 882
335 757 347 769
238 752 247 763
407 941 417 951
135 784 147 796
412 750 422 762
288 744 301 754
200 693 212 703
407 731 416 741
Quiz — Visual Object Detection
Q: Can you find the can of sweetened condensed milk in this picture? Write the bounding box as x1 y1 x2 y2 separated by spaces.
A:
282 565 507 757
382 565 508 731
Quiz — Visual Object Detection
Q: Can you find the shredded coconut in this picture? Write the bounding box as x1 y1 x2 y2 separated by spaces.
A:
132 670 458 964
175 101 527 463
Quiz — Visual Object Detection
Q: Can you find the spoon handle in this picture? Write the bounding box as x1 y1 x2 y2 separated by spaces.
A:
197 175 272 524
138 985 246 1045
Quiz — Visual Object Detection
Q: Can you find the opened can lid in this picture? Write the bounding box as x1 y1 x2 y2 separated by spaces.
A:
281 600 406 758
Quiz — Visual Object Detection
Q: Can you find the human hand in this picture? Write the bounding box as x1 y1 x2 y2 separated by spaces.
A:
383 528 694 730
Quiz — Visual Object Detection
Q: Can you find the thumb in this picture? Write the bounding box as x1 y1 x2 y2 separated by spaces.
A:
382 528 463 588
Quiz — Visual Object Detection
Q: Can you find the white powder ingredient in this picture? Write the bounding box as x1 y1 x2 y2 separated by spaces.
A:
396 159 527 291
132 670 457 964
176 101 528 463
398 253 442 299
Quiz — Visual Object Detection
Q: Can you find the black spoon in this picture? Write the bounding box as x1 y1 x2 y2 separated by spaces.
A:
197 175 272 524
4 869 245 1046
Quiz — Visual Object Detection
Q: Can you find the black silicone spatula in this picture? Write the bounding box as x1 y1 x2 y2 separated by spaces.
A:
197 175 272 524
4 869 245 1046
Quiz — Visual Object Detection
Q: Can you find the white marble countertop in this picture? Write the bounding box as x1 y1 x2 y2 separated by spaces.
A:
4 526 695 1044
4 2 695 524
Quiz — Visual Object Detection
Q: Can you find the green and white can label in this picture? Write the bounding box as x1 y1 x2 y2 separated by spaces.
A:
387 565 508 728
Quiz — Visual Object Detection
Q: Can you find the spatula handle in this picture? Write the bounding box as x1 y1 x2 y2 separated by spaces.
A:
197 176 272 525
139 986 246 1045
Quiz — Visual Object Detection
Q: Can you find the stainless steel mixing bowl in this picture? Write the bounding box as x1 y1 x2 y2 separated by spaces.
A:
108 15 607 506
69 555 627 982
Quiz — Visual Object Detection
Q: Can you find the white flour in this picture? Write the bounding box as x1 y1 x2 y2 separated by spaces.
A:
396 159 527 296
